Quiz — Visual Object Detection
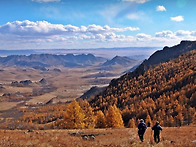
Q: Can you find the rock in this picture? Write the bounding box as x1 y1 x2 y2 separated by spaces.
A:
27 129 34 132
39 78 48 85
89 134 95 140
82 135 88 140
53 68 61 72
33 66 47 71
0 84 3 89
11 81 19 86
2 93 11 97
20 80 32 86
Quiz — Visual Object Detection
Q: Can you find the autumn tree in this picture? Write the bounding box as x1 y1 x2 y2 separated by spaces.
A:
128 118 136 128
175 112 184 126
167 115 175 127
63 100 85 129
79 100 95 129
95 110 106 128
106 105 124 128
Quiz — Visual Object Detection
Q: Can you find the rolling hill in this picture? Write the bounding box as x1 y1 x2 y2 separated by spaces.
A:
102 56 138 66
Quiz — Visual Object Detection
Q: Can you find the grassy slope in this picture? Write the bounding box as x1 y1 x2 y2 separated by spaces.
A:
0 126 195 147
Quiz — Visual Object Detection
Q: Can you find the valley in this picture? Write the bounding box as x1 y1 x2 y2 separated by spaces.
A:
0 56 139 122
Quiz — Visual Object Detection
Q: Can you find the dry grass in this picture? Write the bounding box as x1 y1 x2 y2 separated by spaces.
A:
27 92 58 104
0 102 21 111
0 126 195 147
4 86 33 93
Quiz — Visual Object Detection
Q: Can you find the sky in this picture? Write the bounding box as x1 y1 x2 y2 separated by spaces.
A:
0 0 195 49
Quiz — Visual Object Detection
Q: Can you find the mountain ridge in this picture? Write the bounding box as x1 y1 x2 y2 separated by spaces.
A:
143 40 196 68
107 40 196 86
0 53 106 67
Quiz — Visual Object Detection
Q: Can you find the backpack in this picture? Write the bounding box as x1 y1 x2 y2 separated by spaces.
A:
139 123 146 131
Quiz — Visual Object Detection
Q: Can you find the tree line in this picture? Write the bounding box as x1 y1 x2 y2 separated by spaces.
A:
13 100 123 129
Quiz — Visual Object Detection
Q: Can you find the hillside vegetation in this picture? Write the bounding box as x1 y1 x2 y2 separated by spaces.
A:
90 50 196 126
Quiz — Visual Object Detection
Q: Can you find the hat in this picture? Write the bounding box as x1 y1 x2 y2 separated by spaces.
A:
156 121 159 124
140 119 144 122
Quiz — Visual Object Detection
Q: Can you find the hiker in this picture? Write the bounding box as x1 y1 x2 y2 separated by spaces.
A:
152 121 162 143
137 119 147 142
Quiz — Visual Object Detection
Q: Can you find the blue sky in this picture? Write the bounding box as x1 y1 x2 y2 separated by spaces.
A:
0 0 195 49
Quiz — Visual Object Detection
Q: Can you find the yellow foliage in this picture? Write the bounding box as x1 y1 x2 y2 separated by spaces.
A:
80 100 95 129
95 110 106 128
63 100 85 129
106 105 124 128
128 118 136 128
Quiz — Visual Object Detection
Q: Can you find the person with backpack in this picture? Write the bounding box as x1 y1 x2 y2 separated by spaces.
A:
137 119 147 142
152 121 162 143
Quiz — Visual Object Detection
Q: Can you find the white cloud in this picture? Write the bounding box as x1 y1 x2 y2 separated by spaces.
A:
133 30 196 47
122 0 150 3
170 16 184 22
32 0 60 2
0 20 79 36
0 20 140 49
156 5 166 11
137 33 151 39
0 20 139 37
0 20 195 49
155 30 176 38
155 30 196 43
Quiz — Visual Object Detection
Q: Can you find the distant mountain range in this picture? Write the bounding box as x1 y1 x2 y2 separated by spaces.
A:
0 52 140 70
0 53 106 68
0 47 159 60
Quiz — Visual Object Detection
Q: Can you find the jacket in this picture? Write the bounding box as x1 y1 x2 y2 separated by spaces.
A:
152 124 162 134
138 122 147 134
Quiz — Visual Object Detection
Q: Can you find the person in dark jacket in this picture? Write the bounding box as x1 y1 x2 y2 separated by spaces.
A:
152 121 162 143
137 119 147 142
